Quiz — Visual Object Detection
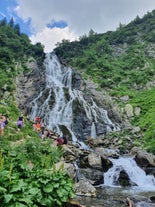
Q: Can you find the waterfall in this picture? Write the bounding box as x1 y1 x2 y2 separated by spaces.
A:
29 52 119 141
104 156 155 190
91 122 97 138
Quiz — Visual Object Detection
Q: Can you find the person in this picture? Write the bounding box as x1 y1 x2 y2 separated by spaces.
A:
62 136 68 144
17 116 24 131
35 116 41 123
35 122 41 131
0 114 6 136
4 115 8 125
41 122 45 134
57 135 64 145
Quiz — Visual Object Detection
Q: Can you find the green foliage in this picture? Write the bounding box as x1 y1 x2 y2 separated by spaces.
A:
0 98 75 206
0 166 74 206
0 17 75 206
54 10 155 153
0 126 74 206
0 17 45 97
128 88 155 153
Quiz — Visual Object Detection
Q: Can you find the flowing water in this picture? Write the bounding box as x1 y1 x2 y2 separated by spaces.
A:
29 52 119 141
103 156 155 189
74 156 155 207
74 187 155 207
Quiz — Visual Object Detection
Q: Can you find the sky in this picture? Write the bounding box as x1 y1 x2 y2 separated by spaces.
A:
0 0 155 53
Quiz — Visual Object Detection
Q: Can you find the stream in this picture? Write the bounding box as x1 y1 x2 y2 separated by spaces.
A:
74 187 155 207
73 156 155 207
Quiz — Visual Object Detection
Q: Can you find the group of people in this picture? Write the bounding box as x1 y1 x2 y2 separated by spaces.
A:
32 116 67 145
0 113 24 136
0 113 68 146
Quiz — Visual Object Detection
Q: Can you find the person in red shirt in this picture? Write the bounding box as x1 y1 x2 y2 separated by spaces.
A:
57 135 64 145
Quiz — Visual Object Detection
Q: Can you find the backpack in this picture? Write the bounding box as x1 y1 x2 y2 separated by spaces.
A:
5 119 8 125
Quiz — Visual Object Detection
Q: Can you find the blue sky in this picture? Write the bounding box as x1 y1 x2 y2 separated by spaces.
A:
0 0 31 35
0 0 155 52
0 0 68 35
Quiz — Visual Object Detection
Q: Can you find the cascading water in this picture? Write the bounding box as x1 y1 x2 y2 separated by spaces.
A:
29 52 119 142
103 156 155 190
91 122 97 138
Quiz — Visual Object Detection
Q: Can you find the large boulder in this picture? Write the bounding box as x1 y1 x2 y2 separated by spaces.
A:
130 147 155 177
79 168 103 185
74 178 96 197
131 147 155 168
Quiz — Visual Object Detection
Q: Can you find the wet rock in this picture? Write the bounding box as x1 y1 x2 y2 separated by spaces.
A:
118 170 133 186
88 152 103 170
131 147 155 168
74 178 96 197
79 168 103 185
150 196 155 203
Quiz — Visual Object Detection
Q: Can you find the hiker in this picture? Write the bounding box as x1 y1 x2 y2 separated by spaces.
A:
41 122 45 134
33 122 41 132
57 135 64 145
35 116 41 123
4 115 9 125
41 122 48 140
62 136 68 144
0 114 6 136
17 116 24 131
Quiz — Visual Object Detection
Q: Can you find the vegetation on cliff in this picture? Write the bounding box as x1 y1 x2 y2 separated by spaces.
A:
0 17 45 96
54 10 155 153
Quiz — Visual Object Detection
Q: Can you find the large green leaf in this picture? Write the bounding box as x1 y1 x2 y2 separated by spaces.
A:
43 184 54 193
0 186 7 193
28 187 41 196
4 194 13 203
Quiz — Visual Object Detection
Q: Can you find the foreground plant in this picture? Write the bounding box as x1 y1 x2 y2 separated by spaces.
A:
0 138 75 207
0 165 75 207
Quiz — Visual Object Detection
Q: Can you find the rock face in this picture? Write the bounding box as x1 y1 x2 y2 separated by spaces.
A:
71 76 122 141
130 147 155 175
15 58 45 114
15 54 123 141
14 53 142 143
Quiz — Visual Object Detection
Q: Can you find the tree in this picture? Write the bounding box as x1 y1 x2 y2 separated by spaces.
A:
88 29 96 36
14 24 21 35
0 17 7 26
9 17 14 28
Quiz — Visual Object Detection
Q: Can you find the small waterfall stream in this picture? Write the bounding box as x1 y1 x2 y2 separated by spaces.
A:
29 52 119 141
104 156 155 190
72 156 155 207
91 122 97 138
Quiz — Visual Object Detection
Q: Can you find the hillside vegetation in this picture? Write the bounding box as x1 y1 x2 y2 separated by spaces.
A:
0 18 74 206
54 10 155 153
0 17 45 96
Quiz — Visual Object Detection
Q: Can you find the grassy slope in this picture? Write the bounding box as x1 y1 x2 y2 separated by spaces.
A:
54 10 155 153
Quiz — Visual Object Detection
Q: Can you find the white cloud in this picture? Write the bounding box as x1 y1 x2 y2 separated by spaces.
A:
15 0 155 52
0 11 6 18
30 27 78 53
